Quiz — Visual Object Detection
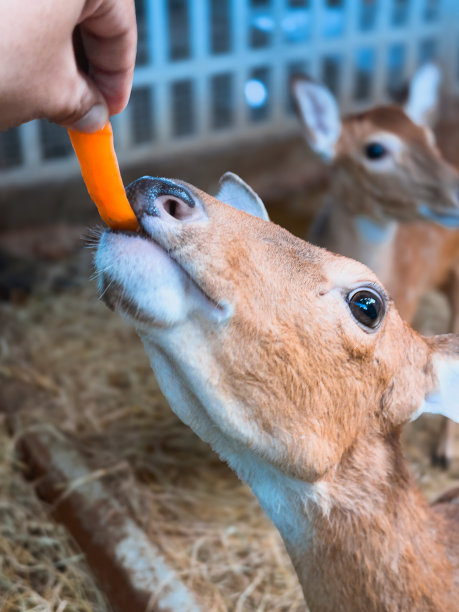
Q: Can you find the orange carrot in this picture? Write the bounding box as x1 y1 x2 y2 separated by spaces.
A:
68 123 138 230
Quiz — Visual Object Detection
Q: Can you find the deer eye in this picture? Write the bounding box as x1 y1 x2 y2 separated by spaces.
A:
347 287 385 330
365 142 387 160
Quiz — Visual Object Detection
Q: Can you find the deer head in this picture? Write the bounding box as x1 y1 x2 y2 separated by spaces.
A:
291 64 459 226
95 174 459 488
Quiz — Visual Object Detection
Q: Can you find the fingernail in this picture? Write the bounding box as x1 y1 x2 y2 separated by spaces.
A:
70 104 108 133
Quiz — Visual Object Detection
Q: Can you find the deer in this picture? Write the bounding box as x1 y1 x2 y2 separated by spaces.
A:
95 173 459 611
290 64 459 469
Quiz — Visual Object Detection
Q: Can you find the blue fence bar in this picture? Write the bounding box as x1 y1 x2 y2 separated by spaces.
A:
0 0 458 185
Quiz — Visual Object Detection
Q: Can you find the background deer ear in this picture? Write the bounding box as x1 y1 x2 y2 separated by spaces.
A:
414 335 459 424
404 63 441 128
290 75 341 162
215 172 270 221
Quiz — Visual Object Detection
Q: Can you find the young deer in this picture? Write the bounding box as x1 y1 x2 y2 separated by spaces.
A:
291 64 459 468
96 174 459 612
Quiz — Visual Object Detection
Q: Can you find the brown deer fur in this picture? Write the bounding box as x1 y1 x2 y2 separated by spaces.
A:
291 69 459 466
96 174 459 611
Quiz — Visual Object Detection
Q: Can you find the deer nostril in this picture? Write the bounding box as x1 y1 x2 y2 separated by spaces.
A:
125 176 203 223
165 198 177 217
155 194 199 221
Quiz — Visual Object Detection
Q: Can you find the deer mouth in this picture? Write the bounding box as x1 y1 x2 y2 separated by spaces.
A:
95 227 228 326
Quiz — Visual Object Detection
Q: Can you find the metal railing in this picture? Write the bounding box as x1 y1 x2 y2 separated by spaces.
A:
0 0 458 186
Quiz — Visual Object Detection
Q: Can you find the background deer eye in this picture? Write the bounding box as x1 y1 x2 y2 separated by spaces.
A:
365 142 387 160
347 288 385 330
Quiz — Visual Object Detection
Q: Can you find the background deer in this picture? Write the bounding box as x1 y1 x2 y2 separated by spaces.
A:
96 174 459 612
291 64 459 468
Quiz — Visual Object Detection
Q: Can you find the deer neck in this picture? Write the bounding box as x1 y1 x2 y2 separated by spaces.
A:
245 433 454 612
312 176 399 281
141 337 455 611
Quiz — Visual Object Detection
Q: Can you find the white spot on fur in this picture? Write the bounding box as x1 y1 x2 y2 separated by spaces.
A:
354 215 397 245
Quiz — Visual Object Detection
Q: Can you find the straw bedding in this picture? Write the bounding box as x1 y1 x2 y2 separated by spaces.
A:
0 226 458 611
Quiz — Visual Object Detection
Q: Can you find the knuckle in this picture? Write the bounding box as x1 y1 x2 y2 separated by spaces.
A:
47 79 95 126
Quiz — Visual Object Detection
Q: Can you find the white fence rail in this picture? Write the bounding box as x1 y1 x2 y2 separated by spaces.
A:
0 0 458 186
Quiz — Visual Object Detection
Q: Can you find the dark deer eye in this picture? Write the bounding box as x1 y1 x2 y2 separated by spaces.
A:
347 287 385 330
365 142 387 160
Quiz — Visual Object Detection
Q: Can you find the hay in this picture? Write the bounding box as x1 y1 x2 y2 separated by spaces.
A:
0 413 110 612
0 234 458 610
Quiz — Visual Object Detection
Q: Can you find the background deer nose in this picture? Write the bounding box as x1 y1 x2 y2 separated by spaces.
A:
126 176 202 223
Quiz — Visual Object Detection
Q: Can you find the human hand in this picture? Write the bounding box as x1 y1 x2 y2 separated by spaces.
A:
0 0 137 132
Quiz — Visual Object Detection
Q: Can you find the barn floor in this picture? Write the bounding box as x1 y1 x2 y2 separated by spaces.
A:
0 219 458 612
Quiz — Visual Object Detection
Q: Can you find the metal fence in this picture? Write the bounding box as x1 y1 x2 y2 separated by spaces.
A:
1 0 458 186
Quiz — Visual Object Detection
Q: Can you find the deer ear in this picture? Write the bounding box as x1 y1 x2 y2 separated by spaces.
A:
290 75 341 162
404 63 441 128
215 172 269 221
414 335 459 423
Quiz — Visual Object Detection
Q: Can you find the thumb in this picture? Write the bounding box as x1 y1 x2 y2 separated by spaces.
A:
53 67 110 133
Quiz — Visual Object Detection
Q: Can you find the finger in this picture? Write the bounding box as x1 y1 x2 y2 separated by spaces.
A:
64 73 110 131
45 46 110 132
79 0 137 115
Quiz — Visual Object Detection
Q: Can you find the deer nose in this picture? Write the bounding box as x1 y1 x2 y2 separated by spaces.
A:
126 176 203 223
